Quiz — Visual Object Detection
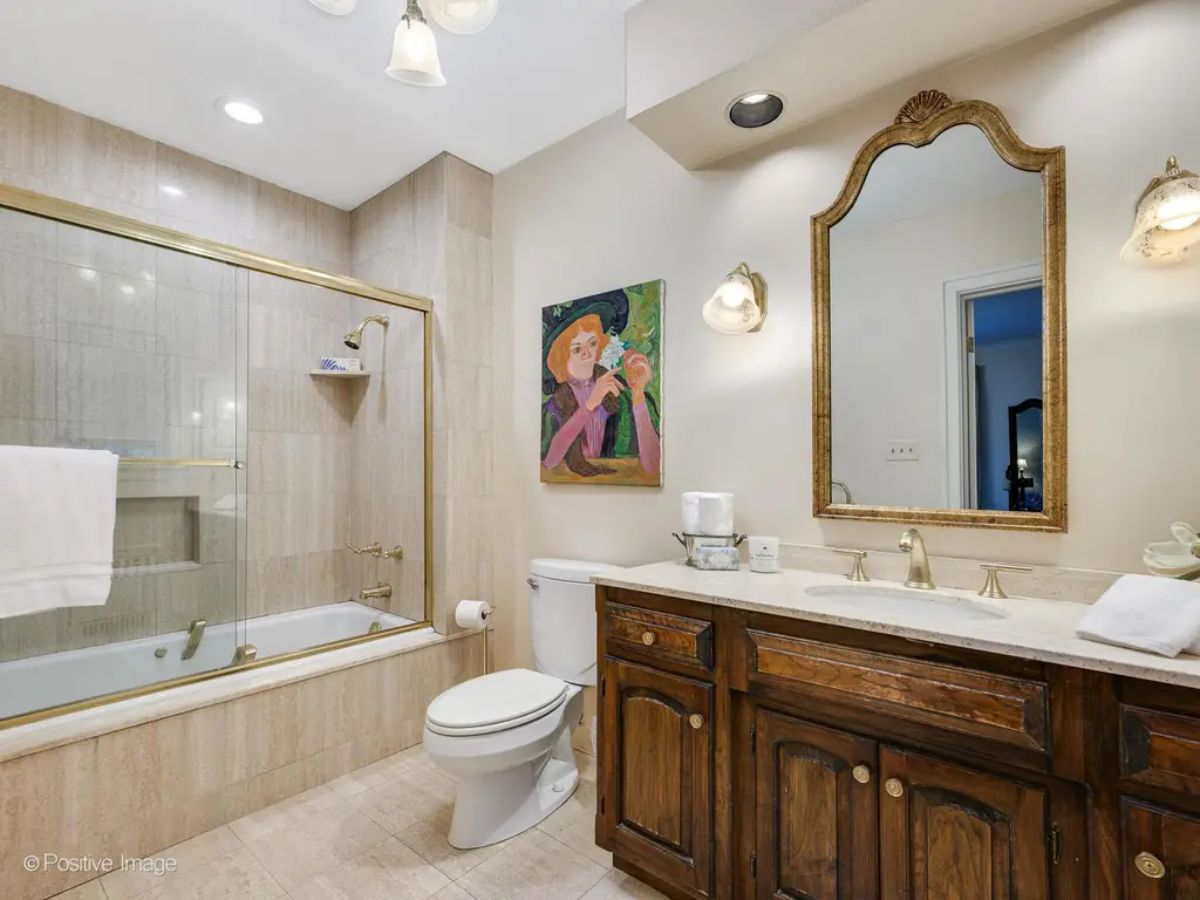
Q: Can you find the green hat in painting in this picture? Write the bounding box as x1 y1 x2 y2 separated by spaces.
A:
542 288 629 395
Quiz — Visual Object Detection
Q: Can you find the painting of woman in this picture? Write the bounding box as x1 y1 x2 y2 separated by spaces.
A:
540 282 663 486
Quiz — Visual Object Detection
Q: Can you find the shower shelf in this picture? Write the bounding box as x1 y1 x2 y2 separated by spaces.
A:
308 370 369 379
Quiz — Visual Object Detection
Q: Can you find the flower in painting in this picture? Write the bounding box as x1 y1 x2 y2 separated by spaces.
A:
598 332 626 371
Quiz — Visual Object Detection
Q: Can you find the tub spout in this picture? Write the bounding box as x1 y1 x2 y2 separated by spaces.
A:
181 619 206 661
360 583 392 601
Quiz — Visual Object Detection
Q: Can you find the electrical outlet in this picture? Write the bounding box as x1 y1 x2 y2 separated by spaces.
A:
885 440 920 461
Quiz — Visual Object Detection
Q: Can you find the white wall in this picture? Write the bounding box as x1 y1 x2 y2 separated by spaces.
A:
492 0 1200 670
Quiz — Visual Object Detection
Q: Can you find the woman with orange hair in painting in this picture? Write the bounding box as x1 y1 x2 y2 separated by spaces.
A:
541 288 661 484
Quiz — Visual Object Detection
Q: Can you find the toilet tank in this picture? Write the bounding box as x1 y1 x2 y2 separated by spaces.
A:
529 558 620 687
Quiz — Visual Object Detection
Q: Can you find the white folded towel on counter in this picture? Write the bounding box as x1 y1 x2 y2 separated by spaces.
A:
1076 574 1200 657
0 445 119 618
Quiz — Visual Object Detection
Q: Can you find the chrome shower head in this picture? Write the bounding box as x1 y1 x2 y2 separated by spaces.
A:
343 314 389 350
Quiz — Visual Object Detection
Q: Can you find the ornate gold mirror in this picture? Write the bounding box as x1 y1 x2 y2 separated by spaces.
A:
812 91 1066 531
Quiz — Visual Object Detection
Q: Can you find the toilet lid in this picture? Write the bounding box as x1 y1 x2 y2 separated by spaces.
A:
426 669 567 734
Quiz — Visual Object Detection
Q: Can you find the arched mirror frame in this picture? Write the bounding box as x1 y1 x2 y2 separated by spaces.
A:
811 91 1067 531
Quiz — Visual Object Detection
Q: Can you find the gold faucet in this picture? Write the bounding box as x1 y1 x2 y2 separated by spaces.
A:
360 583 392 601
898 529 935 590
181 619 206 661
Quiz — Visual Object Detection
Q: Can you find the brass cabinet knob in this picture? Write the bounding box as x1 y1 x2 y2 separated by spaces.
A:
1135 852 1166 879
884 778 905 798
689 713 704 730
641 631 656 646
852 765 871 784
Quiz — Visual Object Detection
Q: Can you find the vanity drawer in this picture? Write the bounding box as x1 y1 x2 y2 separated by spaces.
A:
604 602 714 673
746 629 1050 752
1121 703 1200 796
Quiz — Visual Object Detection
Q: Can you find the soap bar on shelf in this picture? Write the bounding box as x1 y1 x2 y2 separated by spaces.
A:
319 356 362 372
692 545 740 571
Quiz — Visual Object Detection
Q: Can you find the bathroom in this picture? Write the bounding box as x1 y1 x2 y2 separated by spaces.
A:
1 0 1199 897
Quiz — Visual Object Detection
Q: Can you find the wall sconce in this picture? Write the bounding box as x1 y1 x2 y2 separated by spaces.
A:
1121 157 1200 265
702 263 767 334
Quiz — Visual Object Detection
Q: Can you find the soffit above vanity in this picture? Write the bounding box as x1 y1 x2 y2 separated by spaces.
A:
626 0 1124 169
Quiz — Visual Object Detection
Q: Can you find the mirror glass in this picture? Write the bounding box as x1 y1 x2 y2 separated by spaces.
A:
828 124 1046 512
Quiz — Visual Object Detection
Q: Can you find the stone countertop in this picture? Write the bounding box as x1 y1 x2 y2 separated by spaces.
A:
593 561 1200 690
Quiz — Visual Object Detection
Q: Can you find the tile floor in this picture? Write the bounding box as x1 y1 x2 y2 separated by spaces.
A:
52 745 668 900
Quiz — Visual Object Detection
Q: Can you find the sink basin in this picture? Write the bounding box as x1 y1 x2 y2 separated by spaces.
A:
805 584 1010 622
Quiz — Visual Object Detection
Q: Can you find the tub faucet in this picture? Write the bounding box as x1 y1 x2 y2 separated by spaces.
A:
898 529 935 590
182 619 206 661
360 583 392 601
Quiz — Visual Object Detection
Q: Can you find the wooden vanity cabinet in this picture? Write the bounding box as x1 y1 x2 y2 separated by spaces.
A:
595 586 1200 900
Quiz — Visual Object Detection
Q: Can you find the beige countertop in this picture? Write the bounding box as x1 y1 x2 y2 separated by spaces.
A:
594 561 1200 690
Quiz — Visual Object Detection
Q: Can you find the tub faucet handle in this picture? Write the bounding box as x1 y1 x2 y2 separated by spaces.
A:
347 541 383 556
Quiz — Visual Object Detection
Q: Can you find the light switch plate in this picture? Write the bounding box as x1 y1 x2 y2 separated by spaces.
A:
885 440 920 461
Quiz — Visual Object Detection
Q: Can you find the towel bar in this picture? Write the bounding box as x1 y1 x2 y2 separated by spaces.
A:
118 458 243 469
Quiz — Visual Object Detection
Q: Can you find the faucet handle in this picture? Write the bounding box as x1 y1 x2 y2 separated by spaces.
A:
978 563 1033 600
833 549 870 582
347 541 383 556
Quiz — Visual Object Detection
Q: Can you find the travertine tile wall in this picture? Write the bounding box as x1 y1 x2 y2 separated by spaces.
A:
350 154 494 632
0 86 433 659
0 632 486 900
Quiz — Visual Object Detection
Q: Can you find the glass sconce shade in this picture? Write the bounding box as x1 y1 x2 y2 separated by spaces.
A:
427 0 498 34
703 263 767 334
1121 157 1200 265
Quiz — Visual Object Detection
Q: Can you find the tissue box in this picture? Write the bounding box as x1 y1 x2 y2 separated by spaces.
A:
691 545 740 571
319 357 362 372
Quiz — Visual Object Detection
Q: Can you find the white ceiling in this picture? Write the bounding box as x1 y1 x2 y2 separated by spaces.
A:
0 0 640 209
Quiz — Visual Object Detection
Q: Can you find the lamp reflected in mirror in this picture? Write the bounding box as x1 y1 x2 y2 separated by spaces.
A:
1121 157 1200 265
703 262 767 334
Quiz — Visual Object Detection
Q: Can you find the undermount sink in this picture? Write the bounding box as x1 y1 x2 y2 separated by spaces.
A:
805 583 1010 622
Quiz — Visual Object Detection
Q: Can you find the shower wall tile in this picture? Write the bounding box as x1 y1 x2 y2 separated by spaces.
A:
0 251 56 339
0 206 56 260
56 266 157 351
0 335 53 420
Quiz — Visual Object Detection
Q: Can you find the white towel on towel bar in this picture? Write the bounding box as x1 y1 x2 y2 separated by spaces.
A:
1076 574 1200 657
0 445 119 618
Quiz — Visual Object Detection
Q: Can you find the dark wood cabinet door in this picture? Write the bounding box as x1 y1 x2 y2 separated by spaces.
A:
599 657 713 898
754 708 878 900
1123 799 1200 898
879 747 1049 900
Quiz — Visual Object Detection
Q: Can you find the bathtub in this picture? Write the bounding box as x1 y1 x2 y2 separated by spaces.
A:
0 602 415 721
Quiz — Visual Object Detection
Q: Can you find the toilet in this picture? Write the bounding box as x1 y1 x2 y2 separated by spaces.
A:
424 558 619 849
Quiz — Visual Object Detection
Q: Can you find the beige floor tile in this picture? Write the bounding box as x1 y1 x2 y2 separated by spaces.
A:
49 882 108 900
537 777 612 868
430 885 476 900
455 830 608 900
140 845 285 900
580 871 671 900
100 825 241 900
326 756 401 799
242 804 389 892
287 837 450 900
395 814 508 880
348 765 456 834
228 784 342 843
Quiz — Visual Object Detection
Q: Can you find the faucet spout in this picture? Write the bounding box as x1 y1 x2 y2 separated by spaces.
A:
898 529 935 590
360 583 393 602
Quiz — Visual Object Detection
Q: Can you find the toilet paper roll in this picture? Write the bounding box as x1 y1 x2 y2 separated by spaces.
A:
455 599 493 629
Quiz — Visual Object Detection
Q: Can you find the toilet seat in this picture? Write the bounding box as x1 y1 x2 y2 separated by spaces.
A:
425 669 567 737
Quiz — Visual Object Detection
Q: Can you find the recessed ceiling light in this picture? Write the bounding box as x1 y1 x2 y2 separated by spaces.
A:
728 91 784 129
160 184 185 198
221 99 264 125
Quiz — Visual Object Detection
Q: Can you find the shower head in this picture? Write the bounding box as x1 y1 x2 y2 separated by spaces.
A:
343 314 390 350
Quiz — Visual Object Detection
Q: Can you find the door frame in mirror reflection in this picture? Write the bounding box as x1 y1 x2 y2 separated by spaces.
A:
812 90 1066 532
942 261 1044 510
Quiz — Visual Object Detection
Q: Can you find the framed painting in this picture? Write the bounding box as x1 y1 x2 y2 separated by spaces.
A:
540 280 663 486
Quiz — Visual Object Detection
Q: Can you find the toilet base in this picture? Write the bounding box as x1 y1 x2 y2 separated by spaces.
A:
447 726 580 849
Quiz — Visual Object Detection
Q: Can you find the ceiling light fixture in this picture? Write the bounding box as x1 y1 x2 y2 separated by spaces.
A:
703 263 768 334
386 0 447 87
1121 156 1200 265
727 91 784 129
307 0 357 14
221 99 264 125
427 0 498 34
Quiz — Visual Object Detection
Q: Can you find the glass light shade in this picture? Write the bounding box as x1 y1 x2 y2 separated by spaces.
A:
703 263 767 335
307 0 357 14
386 16 447 86
1121 157 1200 265
428 0 498 34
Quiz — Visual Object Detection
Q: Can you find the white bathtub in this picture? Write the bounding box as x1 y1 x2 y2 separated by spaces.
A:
0 602 415 721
